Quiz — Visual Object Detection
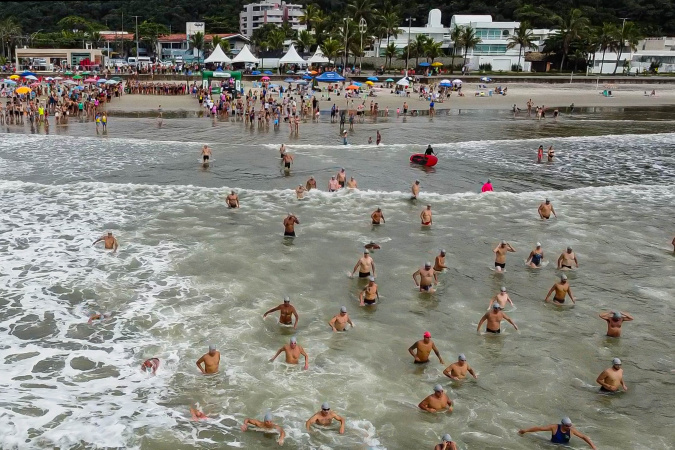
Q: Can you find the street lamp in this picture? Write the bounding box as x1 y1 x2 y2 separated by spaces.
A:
359 17 367 73
342 18 349 77
132 15 141 61
405 16 416 78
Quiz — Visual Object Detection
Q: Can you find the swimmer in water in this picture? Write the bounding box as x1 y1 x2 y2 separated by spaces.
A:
226 190 240 208
434 434 458 450
263 296 299 329
518 417 597 449
281 152 294 171
526 242 544 268
376 130 381 145
443 353 477 380
408 331 444 364
538 198 557 219
371 207 385 225
306 402 346 434
351 249 376 278
418 384 453 413
671 236 675 252
201 144 212 163
537 145 544 163
141 357 160 375
88 311 112 324
196 345 220 374
596 357 627 393
279 143 286 158
413 262 438 292
359 276 379 306
270 336 309 370
411 180 420 199
295 185 306 199
347 176 358 188
190 403 208 420
420 204 432 226
488 286 514 310
306 176 317 191
92 232 119 252
283 213 299 237
241 412 286 446
547 146 555 162
336 168 347 188
557 247 579 269
493 240 515 272
328 306 354 332
342 130 348 145
433 249 448 271
364 242 380 250
544 274 575 304
328 176 340 192
599 311 633 337
368 136 373 144
477 304 518 333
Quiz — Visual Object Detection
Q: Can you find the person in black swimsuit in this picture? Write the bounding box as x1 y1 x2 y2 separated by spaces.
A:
519 417 597 449
477 304 518 334
425 144 435 156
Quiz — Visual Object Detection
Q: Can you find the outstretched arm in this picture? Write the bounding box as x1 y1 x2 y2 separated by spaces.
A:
306 414 318 431
269 348 283 362
571 429 597 449
92 236 104 246
503 313 518 330
263 306 281 318
518 425 553 435
300 348 309 370
275 425 285 445
544 285 555 302
477 314 487 332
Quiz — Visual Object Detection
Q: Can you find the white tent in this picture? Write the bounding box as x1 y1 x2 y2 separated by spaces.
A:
278 44 306 65
309 48 330 64
396 77 410 86
204 44 231 64
231 44 259 64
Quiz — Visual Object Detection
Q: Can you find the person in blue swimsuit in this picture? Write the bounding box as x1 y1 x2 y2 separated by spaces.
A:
526 242 544 268
518 417 597 449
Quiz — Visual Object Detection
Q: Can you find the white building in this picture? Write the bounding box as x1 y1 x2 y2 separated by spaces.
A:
239 0 306 38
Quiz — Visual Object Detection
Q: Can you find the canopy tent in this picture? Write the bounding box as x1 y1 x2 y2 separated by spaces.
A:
396 77 410 86
308 48 330 64
204 44 232 64
315 71 345 82
231 45 259 64
278 44 306 65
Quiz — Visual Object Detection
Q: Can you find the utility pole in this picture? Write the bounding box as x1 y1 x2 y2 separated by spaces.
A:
132 15 140 59
359 17 367 72
343 18 348 77
405 16 416 78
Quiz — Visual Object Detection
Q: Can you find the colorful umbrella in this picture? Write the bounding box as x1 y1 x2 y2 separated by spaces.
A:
263 70 273 75
53 76 63 80
64 71 73 75
3 79 17 85
83 78 97 83
385 78 394 82
21 71 37 77
82 71 91 75
16 86 31 94
451 79 462 84
29 82 40 87
9 75 19 80
346 85 360 90
72 75 83 80
105 80 119 84
309 70 318 75
24 75 38 81
302 74 313 80
367 76 378 81
96 78 107 83
251 70 261 75
365 80 374 85
431 62 443 66
261 76 270 81
418 62 431 67
284 77 295 83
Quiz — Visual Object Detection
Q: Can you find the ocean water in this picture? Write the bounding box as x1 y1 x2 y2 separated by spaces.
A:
1 108 674 449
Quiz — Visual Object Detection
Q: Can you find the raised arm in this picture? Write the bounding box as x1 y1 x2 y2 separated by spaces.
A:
263 305 281 318
269 347 284 362
507 244 516 252
518 424 554 435
621 311 634 321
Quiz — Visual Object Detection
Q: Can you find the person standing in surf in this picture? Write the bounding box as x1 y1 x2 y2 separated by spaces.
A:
328 306 354 332
282 152 294 172
336 168 347 188
270 336 309 370
226 191 240 208
376 130 381 145
547 146 555 162
525 242 544 268
433 250 448 272
413 262 438 292
481 179 494 192
538 198 557 219
411 180 421 200
351 249 376 278
196 345 220 374
537 145 544 163
306 402 346 434
93 232 119 253
263 296 299 329
283 214 299 237
596 358 628 393
420 205 433 226
359 276 379 306
557 247 579 269
544 274 575 304
477 304 518 334
418 384 453 413
493 240 515 271
408 331 444 364
201 144 212 164
425 144 435 156
434 434 458 450
371 208 385 225
518 417 597 449
488 286 514 310
599 311 633 337
443 354 478 380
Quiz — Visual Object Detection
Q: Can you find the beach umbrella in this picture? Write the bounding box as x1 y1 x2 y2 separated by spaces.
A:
452 79 463 84
352 81 363 86
440 79 450 84
53 76 63 80
439 82 452 87
45 77 54 81
396 77 410 86
105 80 119 84
84 78 97 83
3 79 17 85
431 62 443 67
24 75 38 81
367 76 378 81
261 76 270 81
29 82 40 87
9 74 19 80
284 77 295 83
263 70 273 75
64 71 73 75
96 78 107 83
385 78 394 82
21 71 37 77
365 80 374 86
82 71 91 75
64 80 77 85
111 76 122 81
74 86 84 90
269 83 279 88
309 70 318 75
16 86 31 94
346 84 360 90
296 80 309 85
251 70 261 75
418 62 431 67
480 76 492 82
72 75 83 80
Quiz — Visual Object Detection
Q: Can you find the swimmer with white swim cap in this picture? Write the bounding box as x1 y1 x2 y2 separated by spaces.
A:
433 249 448 272
359 276 379 306
241 411 286 446
270 336 309 370
306 402 346 434
544 274 575 304
443 353 477 380
263 296 299 329
413 261 437 292
434 433 458 450
92 232 119 252
418 384 453 413
493 240 515 271
196 344 220 374
328 306 354 332
488 286 514 310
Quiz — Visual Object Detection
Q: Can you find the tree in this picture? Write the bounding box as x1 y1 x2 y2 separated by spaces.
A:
612 21 640 74
299 3 322 32
251 24 278 50
0 17 21 58
266 28 286 53
295 29 316 52
449 25 463 72
507 22 536 72
412 34 429 66
320 38 341 63
384 41 398 68
57 15 99 33
380 11 400 48
595 22 619 74
347 0 376 24
423 39 443 63
555 8 590 71
138 21 169 57
190 31 205 64
460 26 481 68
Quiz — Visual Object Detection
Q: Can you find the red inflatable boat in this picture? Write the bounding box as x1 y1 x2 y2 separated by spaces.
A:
410 154 438 167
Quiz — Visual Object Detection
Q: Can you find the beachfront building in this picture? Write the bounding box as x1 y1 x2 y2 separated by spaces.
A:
630 37 675 73
14 47 104 72
239 0 306 38
158 33 250 61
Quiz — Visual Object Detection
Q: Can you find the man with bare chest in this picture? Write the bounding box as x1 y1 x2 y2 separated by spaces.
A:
263 296 299 328
270 337 309 370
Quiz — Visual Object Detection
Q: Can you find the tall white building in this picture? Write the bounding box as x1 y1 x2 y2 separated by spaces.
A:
239 0 305 38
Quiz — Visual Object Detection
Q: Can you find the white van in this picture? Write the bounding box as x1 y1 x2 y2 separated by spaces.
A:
128 56 152 68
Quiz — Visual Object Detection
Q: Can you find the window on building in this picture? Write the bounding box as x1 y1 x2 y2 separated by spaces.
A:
473 44 507 54
502 30 509 36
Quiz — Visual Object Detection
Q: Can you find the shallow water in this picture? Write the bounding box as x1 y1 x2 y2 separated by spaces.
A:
1 107 674 449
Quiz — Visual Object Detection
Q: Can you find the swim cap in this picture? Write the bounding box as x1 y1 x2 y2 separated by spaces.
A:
340 306 347 313
321 402 330 410
415 179 420 183
264 412 273 422
561 274 568 281
567 246 572 251
368 276 375 281
423 331 431 338
612 357 622 365
501 240 506 245
290 337 297 344
442 434 452 442
458 353 466 361
231 190 235 194
492 303 502 309
440 249 446 254
500 286 506 292
536 242 541 247
561 417 572 426
425 261 431 267
545 198 550 203
433 384 443 392
612 311 621 319
209 344 216 351
487 178 491 183
364 249 370 254
377 207 381 211
284 296 290 303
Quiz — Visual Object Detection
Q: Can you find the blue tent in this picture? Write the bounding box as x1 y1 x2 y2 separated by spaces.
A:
21 71 37 77
439 82 452 87
251 70 261 75
302 74 313 80
315 71 345 82
418 62 431 67
367 76 378 81
263 70 273 75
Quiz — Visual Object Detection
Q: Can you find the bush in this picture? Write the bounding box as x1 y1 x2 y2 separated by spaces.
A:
479 63 492 71
511 64 522 72
360 61 375 70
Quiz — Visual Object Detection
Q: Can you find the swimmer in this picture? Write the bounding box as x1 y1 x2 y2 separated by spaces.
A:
434 434 458 450
270 336 309 370
283 213 300 237
190 403 208 420
488 286 514 310
477 304 518 334
342 130 348 145
141 357 160 375
408 331 444 364
196 344 220 374
346 176 358 188
263 296 299 329
241 412 285 446
538 198 557 219
418 384 453 413
376 130 381 145
411 180 420 199
526 242 544 268
336 168 347 187
599 311 633 337
306 402 345 434
92 232 119 252
493 240 515 272
371 207 385 225
328 306 354 332
226 190 240 208
279 143 286 158
328 176 340 192
368 136 373 144
87 311 112 324
306 176 317 191
547 146 555 162
412 262 438 292
351 249 376 278
420 204 432 226
537 145 544 163
424 144 435 156
443 353 477 380
596 358 627 393
359 276 379 306
481 178 494 193
557 246 579 269
282 152 294 171
518 417 597 449
295 185 306 199
433 249 448 272
544 274 575 304
364 242 380 250
201 144 212 163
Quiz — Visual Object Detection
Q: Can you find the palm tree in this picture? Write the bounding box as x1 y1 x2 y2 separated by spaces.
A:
320 38 342 63
449 25 463 72
266 29 286 53
299 3 322 32
347 0 376 24
413 34 429 67
384 41 398 68
295 30 316 53
0 17 21 59
190 32 205 64
460 26 481 68
555 8 590 71
423 40 443 63
595 23 619 74
612 21 641 75
507 22 536 72
381 11 401 48
211 35 224 51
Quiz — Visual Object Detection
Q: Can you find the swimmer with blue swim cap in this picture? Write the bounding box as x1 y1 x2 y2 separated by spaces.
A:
241 411 286 445
518 417 597 449
433 433 458 450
